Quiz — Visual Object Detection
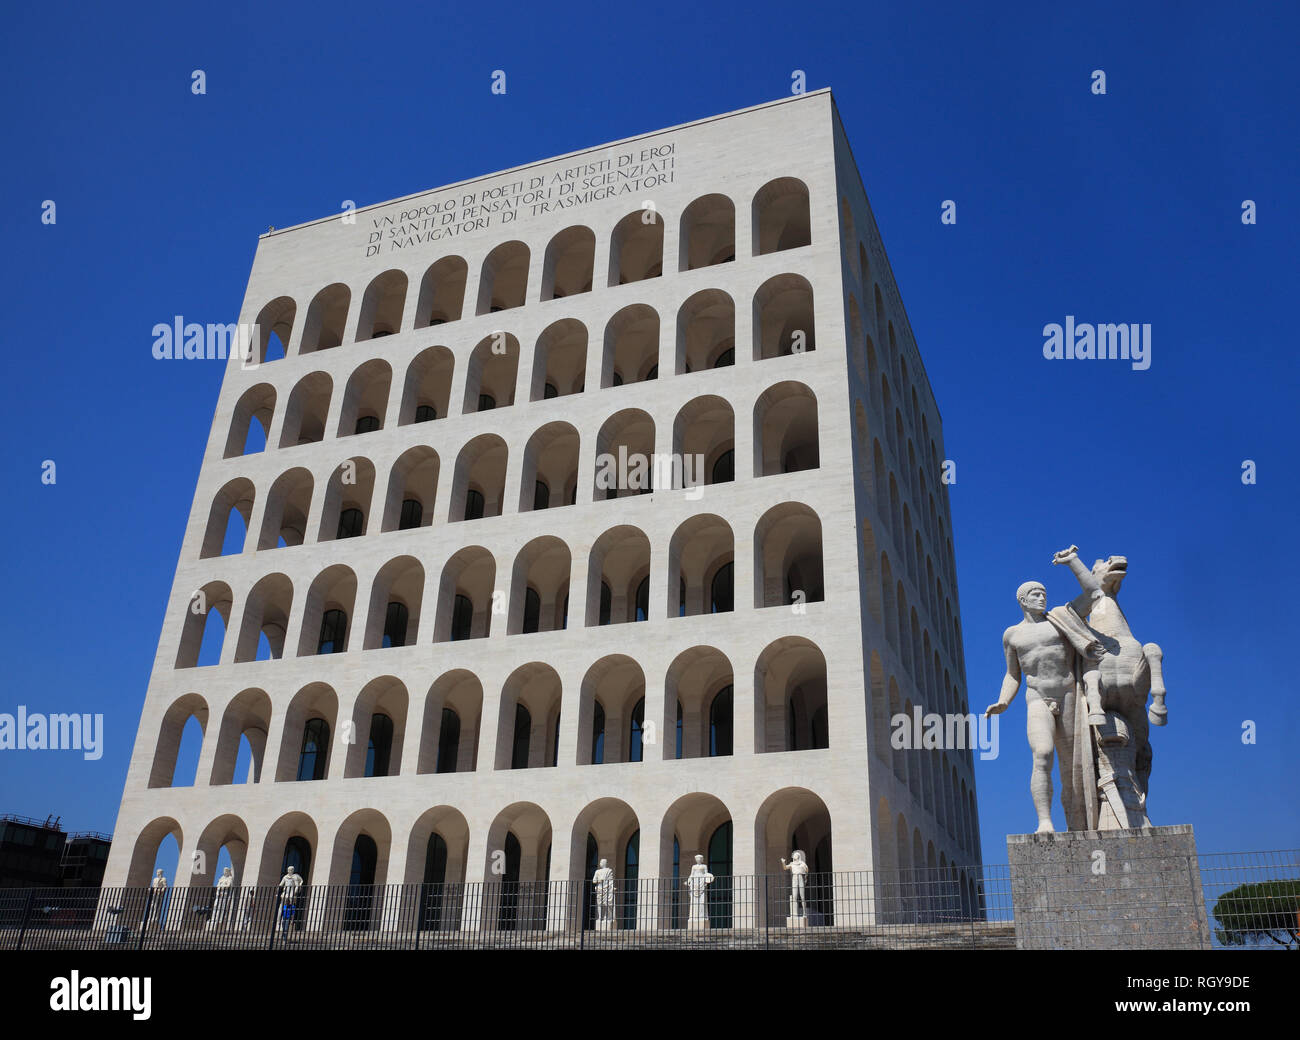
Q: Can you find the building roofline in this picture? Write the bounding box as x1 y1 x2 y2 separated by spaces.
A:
259 89 835 241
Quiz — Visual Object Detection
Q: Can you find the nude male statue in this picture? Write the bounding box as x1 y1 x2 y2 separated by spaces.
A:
985 581 1107 832
781 850 810 920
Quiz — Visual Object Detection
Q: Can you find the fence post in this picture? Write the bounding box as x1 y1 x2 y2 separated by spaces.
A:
763 875 769 950
137 889 153 951
413 885 424 951
15 889 35 951
267 891 277 951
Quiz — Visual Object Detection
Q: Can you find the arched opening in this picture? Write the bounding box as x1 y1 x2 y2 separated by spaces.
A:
398 344 454 425
755 636 829 753
257 468 313 549
753 274 815 360
755 787 833 925
602 304 660 388
508 536 571 634
200 478 255 558
752 177 811 255
679 193 735 270
541 225 595 300
300 283 350 353
530 319 587 400
754 380 819 476
586 525 651 625
223 383 276 458
577 656 645 766
336 359 391 436
233 572 293 661
665 646 733 761
608 209 664 286
518 422 579 512
318 458 375 541
432 545 495 642
209 688 272 785
278 372 333 448
669 514 734 618
296 565 357 656
147 694 208 788
463 333 520 413
593 410 655 498
754 502 824 608
477 240 530 313
415 256 467 327
495 663 562 770
672 395 734 490
356 269 406 340
484 803 551 931
363 556 424 648
417 671 483 774
173 581 232 668
381 446 439 532
252 296 295 363
449 434 507 521
676 288 735 375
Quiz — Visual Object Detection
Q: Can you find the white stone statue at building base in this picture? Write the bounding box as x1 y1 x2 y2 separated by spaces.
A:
149 869 168 929
209 867 234 930
278 865 304 934
781 850 810 926
592 858 616 929
684 855 714 930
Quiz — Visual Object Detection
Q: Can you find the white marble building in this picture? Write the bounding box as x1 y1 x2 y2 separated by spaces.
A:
105 89 983 925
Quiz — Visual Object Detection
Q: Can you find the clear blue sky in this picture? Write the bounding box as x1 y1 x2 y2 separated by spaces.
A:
0 0 1295 867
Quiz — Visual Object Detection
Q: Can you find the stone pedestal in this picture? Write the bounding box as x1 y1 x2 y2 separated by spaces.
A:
785 915 807 928
595 918 616 931
1007 824 1211 950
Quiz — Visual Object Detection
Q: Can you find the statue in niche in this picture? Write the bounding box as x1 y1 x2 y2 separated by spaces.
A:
782 850 810 922
592 858 616 928
209 867 235 930
149 869 168 929
684 854 714 929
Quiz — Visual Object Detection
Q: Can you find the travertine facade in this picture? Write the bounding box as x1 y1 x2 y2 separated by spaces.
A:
106 90 983 922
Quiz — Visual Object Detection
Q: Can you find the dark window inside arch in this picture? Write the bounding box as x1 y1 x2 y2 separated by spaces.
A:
337 508 364 539
599 582 612 625
629 698 645 763
477 393 496 412
671 835 682 928
533 481 550 511
436 708 460 773
421 832 448 930
414 404 437 422
811 704 828 750
451 595 474 641
621 830 639 930
634 577 649 621
317 609 347 654
582 833 600 931
382 601 409 648
675 700 683 760
707 821 733 928
562 594 568 630
544 382 558 399
552 710 560 767
364 713 393 777
354 414 379 435
511 704 531 769
281 835 311 880
679 577 686 617
591 702 605 765
399 498 423 530
345 834 378 930
464 489 485 521
297 718 329 781
523 587 541 634
498 832 521 930
709 685 733 757
711 449 734 484
710 562 734 613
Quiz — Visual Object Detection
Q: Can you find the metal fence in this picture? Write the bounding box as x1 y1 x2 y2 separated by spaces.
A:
0 852 1294 951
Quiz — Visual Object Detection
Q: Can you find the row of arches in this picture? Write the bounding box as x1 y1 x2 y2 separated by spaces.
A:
129 787 983 928
210 382 817 558
155 636 833 790
226 281 818 460
244 179 811 363
180 502 826 666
